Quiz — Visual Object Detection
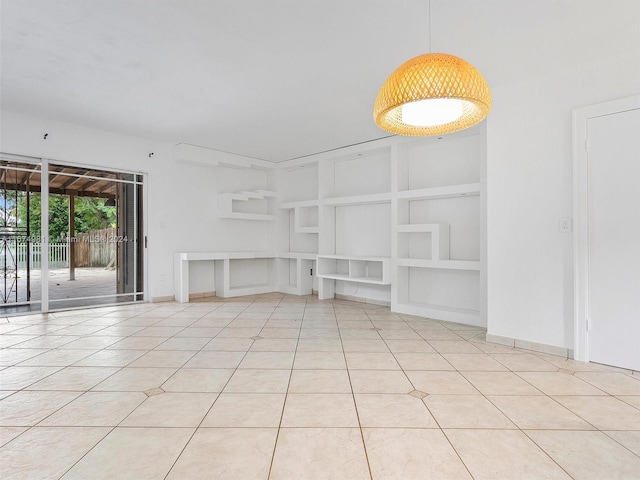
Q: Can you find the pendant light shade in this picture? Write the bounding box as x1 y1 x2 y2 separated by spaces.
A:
373 53 492 136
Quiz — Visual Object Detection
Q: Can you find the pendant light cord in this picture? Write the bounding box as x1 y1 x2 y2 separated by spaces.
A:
428 0 432 53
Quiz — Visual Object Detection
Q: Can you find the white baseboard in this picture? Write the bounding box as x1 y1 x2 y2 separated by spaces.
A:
189 291 216 300
485 333 514 347
335 293 390 307
151 295 175 303
486 333 569 358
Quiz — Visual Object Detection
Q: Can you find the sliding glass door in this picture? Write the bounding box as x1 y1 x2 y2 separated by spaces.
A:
0 157 42 313
0 154 145 314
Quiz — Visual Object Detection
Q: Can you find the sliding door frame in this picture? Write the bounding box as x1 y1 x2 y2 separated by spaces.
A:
1 152 148 313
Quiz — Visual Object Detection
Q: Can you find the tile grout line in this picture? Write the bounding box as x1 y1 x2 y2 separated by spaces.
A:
2 295 640 478
344 305 375 480
49 302 230 479
266 295 303 480
372 311 476 480
162 297 262 479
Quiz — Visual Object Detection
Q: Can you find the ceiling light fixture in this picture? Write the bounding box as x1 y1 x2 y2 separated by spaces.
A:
373 1 491 136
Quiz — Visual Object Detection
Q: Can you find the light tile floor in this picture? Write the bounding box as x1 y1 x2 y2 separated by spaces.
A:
1 293 640 479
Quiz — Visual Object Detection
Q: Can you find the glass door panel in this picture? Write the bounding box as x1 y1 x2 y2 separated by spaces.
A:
47 164 144 310
0 158 42 314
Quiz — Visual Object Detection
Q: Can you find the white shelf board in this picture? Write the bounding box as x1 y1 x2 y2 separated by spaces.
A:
396 259 480 270
227 251 276 259
295 226 319 234
397 223 444 233
317 254 390 262
348 275 387 285
177 252 227 261
397 183 480 201
316 273 351 282
178 251 276 261
220 212 276 221
323 192 391 206
277 252 317 260
278 199 319 209
254 189 277 197
237 191 266 199
317 273 390 286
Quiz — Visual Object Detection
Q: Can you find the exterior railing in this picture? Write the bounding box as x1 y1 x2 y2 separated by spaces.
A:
10 243 70 269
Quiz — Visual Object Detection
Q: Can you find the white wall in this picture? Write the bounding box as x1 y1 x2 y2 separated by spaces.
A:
486 55 640 349
6 1 637 346
0 111 273 299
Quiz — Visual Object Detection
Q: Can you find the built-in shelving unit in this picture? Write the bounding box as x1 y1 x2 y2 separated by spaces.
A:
224 254 277 297
218 189 277 221
276 251 315 296
175 251 277 300
317 255 391 285
316 146 393 301
275 164 319 296
391 127 486 325
179 126 486 327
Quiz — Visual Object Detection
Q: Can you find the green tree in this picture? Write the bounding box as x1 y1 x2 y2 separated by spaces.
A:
13 193 116 241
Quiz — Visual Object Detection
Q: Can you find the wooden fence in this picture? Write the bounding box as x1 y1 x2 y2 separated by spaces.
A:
75 228 117 268
10 228 116 269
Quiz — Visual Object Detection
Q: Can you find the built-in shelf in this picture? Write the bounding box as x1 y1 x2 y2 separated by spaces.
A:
176 251 276 262
277 252 317 260
295 226 319 234
218 190 277 221
317 272 351 281
276 254 315 296
397 183 480 200
190 129 486 327
324 192 391 206
396 258 480 270
278 199 319 209
221 212 275 221
397 223 450 261
317 255 391 285
279 201 319 234
397 223 443 233
294 206 319 234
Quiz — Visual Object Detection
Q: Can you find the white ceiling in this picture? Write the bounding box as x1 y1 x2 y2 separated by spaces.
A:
1 1 638 162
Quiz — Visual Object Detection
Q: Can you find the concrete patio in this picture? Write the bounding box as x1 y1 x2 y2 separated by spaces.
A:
1 267 116 305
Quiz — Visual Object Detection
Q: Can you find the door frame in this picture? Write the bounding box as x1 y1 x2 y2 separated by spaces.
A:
44 161 148 312
572 94 640 362
0 153 148 313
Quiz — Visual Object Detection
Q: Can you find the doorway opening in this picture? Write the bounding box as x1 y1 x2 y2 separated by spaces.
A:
0 156 145 314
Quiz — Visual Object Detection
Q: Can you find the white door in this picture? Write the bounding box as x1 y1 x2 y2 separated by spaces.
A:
587 107 640 371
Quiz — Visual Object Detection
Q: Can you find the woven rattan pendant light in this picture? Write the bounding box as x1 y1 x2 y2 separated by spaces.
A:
373 2 491 136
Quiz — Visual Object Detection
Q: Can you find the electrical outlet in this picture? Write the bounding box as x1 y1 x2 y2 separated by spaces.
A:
559 217 572 233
